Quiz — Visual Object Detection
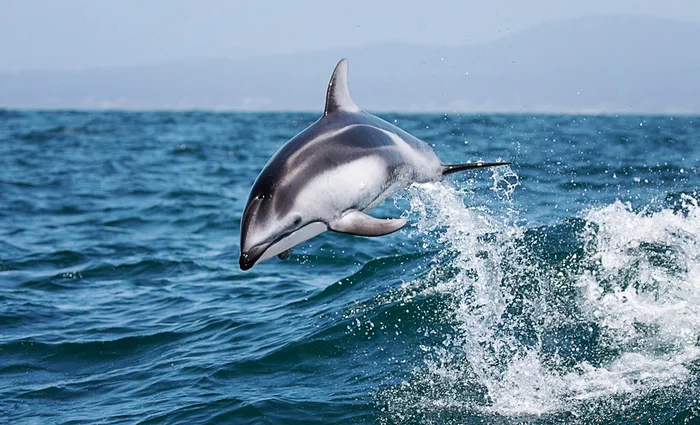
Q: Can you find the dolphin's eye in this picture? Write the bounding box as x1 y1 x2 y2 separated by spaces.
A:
293 216 302 226
256 194 265 201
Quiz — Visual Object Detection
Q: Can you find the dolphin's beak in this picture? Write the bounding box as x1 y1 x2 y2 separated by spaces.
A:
239 243 269 271
239 254 254 271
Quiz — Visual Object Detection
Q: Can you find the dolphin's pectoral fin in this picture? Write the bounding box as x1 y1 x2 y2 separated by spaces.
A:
329 211 407 237
277 248 293 260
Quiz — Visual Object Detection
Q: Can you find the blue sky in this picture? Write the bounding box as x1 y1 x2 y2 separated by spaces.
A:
1 0 699 71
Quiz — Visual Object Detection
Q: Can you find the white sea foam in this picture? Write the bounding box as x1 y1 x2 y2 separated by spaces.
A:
381 177 700 422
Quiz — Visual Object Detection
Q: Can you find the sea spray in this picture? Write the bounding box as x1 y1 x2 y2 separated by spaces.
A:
379 181 700 423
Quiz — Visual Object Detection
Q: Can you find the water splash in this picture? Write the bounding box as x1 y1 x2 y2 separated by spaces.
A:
490 164 520 203
379 181 700 423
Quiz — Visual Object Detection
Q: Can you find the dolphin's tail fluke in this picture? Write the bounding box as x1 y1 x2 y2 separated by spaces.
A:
441 161 511 176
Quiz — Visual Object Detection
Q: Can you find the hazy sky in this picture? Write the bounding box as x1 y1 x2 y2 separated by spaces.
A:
1 0 699 71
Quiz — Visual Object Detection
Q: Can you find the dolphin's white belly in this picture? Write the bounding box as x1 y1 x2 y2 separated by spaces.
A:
293 155 398 221
291 127 441 221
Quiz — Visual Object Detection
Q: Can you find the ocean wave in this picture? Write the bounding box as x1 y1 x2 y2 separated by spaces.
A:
2 111 697 424
377 182 700 423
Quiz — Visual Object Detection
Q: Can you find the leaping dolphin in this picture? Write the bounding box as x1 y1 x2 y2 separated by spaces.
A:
239 59 510 270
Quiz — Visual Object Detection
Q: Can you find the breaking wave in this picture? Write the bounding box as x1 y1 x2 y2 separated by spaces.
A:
378 175 700 424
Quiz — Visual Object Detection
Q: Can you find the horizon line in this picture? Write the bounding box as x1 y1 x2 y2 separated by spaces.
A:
3 106 698 118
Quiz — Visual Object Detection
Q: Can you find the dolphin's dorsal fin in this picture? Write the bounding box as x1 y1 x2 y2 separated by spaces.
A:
324 58 359 115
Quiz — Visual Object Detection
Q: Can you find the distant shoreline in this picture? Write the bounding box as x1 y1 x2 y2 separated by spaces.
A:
2 16 698 114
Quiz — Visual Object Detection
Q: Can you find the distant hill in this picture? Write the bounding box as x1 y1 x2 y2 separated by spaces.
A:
1 15 699 113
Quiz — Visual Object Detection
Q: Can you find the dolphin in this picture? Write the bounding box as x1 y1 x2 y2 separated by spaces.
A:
239 59 509 270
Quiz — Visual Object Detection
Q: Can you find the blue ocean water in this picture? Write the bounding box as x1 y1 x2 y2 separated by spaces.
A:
1 110 699 424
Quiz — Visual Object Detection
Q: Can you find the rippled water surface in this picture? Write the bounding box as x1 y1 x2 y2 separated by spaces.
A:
1 110 699 424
